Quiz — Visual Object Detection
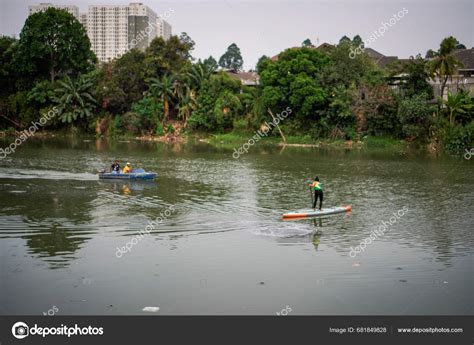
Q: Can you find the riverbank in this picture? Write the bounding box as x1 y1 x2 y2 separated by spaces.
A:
0 128 430 154
200 132 412 152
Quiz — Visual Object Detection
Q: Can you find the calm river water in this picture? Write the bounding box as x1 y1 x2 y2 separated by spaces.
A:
0 137 472 315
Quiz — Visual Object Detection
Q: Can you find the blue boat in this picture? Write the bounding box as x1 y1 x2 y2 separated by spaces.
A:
98 169 157 180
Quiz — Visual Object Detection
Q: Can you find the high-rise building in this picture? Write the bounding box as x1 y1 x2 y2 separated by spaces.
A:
79 12 88 29
87 2 160 61
156 17 172 41
27 2 172 62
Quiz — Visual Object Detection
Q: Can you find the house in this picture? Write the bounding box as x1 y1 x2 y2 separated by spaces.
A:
221 69 260 86
363 48 400 69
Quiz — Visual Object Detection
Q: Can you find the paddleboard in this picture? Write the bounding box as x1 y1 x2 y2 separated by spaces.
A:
282 205 351 219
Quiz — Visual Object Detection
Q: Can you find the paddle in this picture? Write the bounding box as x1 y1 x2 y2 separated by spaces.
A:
309 182 314 208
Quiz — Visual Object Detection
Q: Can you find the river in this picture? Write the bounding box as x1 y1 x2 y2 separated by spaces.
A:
0 137 472 315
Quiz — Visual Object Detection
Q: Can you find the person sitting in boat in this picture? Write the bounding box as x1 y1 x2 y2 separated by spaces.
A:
310 176 323 210
123 162 132 174
111 160 120 173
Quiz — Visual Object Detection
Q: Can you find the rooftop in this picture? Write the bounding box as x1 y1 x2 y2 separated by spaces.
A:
454 48 474 70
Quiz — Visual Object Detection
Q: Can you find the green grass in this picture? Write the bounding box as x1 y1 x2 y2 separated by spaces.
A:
205 132 318 145
202 132 415 153
361 136 408 150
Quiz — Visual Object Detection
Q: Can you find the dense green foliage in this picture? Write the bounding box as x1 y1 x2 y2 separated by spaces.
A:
15 8 96 83
52 73 96 124
0 9 472 155
218 43 243 71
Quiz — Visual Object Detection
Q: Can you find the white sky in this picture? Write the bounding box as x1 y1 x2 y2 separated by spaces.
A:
1 0 473 70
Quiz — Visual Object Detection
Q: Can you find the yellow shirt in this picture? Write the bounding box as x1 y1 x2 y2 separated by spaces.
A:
123 165 131 174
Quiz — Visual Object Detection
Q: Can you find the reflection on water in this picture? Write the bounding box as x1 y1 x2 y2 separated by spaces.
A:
0 137 472 315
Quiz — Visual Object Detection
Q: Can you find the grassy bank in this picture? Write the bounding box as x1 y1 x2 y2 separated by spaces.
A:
200 131 410 151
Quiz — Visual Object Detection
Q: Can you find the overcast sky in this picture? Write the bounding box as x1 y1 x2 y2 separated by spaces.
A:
1 0 473 69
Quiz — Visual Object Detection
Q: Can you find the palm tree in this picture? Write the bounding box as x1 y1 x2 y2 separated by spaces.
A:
52 74 96 123
444 91 473 124
147 74 175 120
429 37 463 98
177 87 196 127
187 63 212 90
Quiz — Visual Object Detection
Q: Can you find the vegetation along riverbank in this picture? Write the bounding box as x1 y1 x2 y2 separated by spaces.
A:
0 8 473 157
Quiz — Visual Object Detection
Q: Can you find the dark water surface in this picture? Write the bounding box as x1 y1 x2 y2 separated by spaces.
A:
0 137 472 315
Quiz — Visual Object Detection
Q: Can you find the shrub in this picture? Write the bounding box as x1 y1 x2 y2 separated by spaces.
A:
120 112 141 134
397 93 434 141
439 120 474 155
232 118 248 132
155 121 164 136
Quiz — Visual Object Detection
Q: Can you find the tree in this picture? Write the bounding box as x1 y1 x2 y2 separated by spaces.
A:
218 43 243 71
52 73 96 123
147 74 175 120
302 38 313 47
177 87 196 127
0 36 18 127
214 90 242 128
188 63 212 90
352 35 363 47
428 36 463 98
425 49 436 59
97 49 146 114
14 8 96 83
202 56 218 72
259 47 330 121
256 55 270 74
27 80 55 105
179 32 195 60
400 56 434 99
397 93 433 140
443 91 473 124
339 36 351 45
0 36 16 92
131 96 163 133
189 72 242 131
324 39 380 88
144 36 191 77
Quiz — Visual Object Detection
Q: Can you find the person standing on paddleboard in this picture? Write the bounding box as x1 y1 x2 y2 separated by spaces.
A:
311 176 323 210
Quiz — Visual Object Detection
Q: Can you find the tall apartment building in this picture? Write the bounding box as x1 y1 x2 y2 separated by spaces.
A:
79 12 88 29
28 3 79 18
87 2 162 61
28 2 172 62
157 17 172 41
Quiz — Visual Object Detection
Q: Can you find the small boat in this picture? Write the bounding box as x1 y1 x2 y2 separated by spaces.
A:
282 205 352 219
98 169 157 180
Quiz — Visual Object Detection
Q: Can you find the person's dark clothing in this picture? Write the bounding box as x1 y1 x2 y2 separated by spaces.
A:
111 163 120 172
313 190 323 210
